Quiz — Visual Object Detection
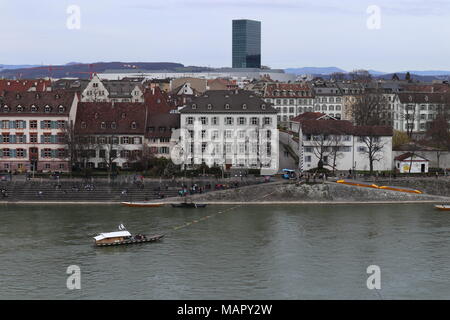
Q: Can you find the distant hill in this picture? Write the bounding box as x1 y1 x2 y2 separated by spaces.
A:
285 67 346 75
0 64 40 71
0 62 189 79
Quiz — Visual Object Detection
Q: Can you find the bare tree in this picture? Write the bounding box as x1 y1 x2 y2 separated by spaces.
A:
61 121 93 173
351 89 389 126
96 135 121 177
357 129 387 174
328 135 345 173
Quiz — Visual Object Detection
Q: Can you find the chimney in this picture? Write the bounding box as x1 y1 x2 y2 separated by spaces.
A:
152 87 155 95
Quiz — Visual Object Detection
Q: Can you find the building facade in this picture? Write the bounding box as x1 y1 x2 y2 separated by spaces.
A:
232 19 261 69
179 90 278 174
0 91 78 172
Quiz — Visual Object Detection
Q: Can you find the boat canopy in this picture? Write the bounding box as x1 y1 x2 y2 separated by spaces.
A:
94 231 131 241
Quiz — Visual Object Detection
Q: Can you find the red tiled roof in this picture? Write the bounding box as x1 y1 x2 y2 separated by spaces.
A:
353 125 393 136
394 152 429 161
291 112 328 122
75 102 147 135
264 83 313 98
301 120 354 135
0 79 51 93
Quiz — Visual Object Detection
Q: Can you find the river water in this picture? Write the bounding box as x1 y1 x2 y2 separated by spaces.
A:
1 203 450 299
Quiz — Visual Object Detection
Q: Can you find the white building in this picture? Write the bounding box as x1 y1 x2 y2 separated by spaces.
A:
81 74 144 103
261 82 314 124
178 90 279 174
394 153 429 173
289 113 393 172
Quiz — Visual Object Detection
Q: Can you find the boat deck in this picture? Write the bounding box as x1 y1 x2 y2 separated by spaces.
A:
95 234 165 247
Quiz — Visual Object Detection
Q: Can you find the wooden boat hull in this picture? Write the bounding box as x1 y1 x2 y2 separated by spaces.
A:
171 203 207 208
434 205 450 211
95 234 165 247
121 202 165 208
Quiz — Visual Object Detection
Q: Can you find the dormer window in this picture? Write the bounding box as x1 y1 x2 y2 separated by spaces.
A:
16 105 24 112
225 104 230 109
207 104 212 109
35 93 40 99
192 104 197 109
94 112 99 119
44 105 51 113
3 106 9 112
58 106 65 113
425 96 429 102
101 122 106 129
121 113 126 119
111 122 117 129
81 121 87 129
242 104 247 110
31 105 37 112
131 122 137 129
55 94 60 99
261 104 266 110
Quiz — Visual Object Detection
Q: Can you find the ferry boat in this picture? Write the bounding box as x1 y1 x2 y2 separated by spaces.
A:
121 202 165 208
171 202 207 208
434 205 450 211
93 224 164 247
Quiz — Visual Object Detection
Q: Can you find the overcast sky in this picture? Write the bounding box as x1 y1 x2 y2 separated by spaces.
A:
1 0 450 72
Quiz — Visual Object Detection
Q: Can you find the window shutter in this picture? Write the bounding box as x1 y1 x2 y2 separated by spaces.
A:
23 149 27 157
9 121 14 129
22 135 27 143
51 150 57 158
11 135 16 143
51 135 57 143
0 149 3 157
22 120 26 129
40 135 44 143
11 149 16 158
40 121 44 129
0 136 3 143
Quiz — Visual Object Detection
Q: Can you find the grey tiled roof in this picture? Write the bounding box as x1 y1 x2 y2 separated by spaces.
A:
179 90 277 114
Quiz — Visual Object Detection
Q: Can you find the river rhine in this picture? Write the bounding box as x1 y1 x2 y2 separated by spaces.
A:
1 203 450 299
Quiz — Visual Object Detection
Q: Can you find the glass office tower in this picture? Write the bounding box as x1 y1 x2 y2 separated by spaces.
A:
232 19 261 69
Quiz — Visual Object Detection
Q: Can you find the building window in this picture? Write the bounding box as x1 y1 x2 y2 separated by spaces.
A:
30 120 38 129
238 117 246 125
101 122 106 129
131 122 137 129
225 117 233 125
187 117 194 125
81 122 87 129
251 117 259 125
212 117 218 125
16 149 25 157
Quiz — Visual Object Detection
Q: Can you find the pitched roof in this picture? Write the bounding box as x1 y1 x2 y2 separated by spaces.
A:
352 125 393 136
179 90 277 114
146 114 180 138
75 102 147 135
398 92 449 104
0 90 76 115
394 152 429 161
263 83 313 98
0 79 51 93
290 112 329 122
301 119 354 135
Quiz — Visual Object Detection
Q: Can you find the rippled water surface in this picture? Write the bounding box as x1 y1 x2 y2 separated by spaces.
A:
1 203 450 299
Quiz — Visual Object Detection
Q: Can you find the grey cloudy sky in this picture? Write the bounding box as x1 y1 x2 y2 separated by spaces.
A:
1 0 450 72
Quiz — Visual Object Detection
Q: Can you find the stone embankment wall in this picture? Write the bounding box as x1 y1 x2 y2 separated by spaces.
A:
178 181 450 203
